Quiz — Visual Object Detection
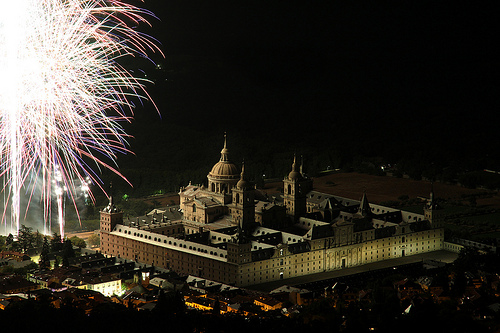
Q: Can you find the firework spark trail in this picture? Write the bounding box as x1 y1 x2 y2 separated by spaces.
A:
0 0 161 236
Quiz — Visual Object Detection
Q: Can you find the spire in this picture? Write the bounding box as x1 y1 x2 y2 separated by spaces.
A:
292 154 298 172
359 191 371 217
108 181 113 206
427 182 438 210
220 132 229 162
237 159 249 189
103 181 119 213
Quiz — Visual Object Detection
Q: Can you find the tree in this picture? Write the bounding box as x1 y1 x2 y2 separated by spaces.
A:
69 236 86 249
33 231 44 248
87 233 100 248
5 233 14 248
155 291 186 315
17 225 34 253
53 256 61 269
211 297 220 315
39 237 51 270
50 232 63 252
62 239 75 267
0 235 7 251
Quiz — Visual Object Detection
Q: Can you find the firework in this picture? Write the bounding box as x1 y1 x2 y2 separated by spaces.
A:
0 0 161 236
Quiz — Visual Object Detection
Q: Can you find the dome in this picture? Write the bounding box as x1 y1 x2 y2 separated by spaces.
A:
207 134 240 187
209 161 239 178
237 178 249 189
288 170 302 180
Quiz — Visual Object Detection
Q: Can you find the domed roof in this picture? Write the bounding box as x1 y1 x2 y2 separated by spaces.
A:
208 134 239 178
288 170 301 180
236 178 249 189
210 161 239 177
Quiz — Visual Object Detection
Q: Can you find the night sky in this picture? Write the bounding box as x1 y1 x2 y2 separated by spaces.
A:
2 1 497 231
119 1 498 187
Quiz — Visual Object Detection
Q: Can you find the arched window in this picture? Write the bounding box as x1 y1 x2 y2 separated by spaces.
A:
236 193 240 204
288 184 292 195
192 204 196 213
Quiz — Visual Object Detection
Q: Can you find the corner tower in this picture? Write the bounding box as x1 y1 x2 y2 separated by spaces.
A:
100 194 123 232
100 194 123 255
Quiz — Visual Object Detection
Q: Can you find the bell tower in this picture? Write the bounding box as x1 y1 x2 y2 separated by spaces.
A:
283 155 312 221
231 162 255 231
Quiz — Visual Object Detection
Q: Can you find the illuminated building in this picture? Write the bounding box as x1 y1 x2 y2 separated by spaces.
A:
100 136 445 287
78 275 121 297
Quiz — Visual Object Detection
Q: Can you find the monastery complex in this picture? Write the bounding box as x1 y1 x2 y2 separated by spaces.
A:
100 136 445 287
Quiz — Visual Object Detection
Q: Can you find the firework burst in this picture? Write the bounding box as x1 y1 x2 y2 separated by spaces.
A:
0 0 161 236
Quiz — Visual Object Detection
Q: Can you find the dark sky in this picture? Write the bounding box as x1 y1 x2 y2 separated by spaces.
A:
10 1 500 226
128 1 498 169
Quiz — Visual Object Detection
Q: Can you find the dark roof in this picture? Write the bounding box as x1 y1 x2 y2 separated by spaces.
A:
0 276 38 293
